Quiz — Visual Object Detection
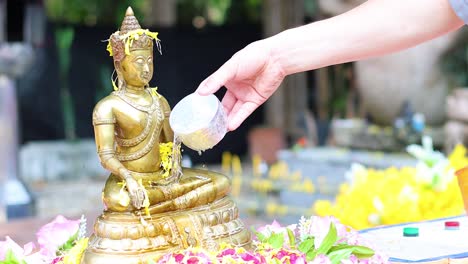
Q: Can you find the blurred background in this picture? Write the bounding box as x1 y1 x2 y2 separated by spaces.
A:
1 0 468 235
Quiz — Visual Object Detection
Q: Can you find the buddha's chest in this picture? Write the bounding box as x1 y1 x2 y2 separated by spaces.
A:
112 93 164 139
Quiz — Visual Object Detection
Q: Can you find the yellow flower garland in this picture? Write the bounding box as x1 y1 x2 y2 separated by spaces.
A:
106 29 159 57
159 142 181 179
314 145 468 229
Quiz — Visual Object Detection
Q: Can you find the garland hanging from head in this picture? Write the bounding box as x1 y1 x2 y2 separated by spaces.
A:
105 7 162 91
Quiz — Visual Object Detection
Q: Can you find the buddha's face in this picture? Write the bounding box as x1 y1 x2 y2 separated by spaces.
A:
120 49 153 87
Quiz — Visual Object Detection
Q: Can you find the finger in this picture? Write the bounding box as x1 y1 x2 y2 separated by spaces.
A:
131 193 140 208
135 190 142 208
130 189 141 209
138 190 145 207
196 57 238 95
228 101 259 131
221 90 236 115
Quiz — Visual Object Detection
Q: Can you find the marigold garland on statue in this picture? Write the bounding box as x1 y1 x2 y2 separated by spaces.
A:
106 29 161 57
159 142 181 179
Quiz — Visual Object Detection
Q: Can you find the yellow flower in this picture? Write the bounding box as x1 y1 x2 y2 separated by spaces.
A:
62 238 89 264
106 42 113 56
313 145 467 229
159 142 180 179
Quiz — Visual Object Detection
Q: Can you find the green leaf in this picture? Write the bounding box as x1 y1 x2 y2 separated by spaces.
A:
348 246 375 259
58 230 79 253
306 251 317 262
147 259 157 264
316 222 338 255
287 228 296 248
0 249 26 264
267 232 284 249
329 248 354 264
329 244 375 259
6 249 18 262
251 226 267 243
298 237 315 254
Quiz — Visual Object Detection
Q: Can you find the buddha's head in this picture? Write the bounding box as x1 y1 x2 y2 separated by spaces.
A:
107 7 161 90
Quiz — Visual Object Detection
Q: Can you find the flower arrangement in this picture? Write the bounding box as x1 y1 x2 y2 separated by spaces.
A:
0 215 87 264
156 216 387 264
314 137 467 229
0 215 387 264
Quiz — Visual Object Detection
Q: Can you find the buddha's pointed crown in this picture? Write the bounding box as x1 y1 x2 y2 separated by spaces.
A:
106 6 161 62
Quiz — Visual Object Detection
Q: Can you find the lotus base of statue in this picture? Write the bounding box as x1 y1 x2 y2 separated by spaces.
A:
82 196 251 264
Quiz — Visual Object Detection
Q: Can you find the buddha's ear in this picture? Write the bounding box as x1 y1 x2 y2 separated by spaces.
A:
113 60 126 89
114 60 122 73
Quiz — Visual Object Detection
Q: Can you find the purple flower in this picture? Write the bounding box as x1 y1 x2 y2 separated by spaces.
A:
174 253 185 262
240 252 264 264
272 249 307 264
51 256 64 264
36 215 80 258
218 248 236 257
186 256 199 264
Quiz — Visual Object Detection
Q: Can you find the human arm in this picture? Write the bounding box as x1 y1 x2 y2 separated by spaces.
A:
93 102 146 209
197 0 464 131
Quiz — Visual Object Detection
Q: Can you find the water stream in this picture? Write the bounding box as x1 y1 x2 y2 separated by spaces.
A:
171 135 183 181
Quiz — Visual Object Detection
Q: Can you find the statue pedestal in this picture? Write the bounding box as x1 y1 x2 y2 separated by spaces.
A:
83 196 251 264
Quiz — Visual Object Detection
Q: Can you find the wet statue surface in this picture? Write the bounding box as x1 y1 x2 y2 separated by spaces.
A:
82 7 251 264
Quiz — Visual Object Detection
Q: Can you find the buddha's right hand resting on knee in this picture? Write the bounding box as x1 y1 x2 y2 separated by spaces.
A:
121 169 147 209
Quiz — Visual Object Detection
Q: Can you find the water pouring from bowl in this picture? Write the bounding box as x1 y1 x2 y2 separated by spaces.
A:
170 93 228 152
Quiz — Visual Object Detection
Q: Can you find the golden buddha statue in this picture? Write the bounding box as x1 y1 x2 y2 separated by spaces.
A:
82 7 251 264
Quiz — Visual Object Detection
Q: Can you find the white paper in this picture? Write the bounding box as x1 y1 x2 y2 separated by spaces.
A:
360 216 468 262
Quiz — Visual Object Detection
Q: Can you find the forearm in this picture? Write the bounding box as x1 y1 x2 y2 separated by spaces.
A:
98 150 132 180
270 0 464 75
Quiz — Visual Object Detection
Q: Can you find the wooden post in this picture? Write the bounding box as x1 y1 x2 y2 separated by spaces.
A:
262 0 307 139
23 3 46 46
263 0 286 129
144 0 177 27
0 0 8 222
0 0 6 42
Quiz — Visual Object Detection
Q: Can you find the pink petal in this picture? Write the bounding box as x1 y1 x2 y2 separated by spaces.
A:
5 237 25 258
0 239 10 260
271 220 282 228
22 242 36 256
36 215 80 257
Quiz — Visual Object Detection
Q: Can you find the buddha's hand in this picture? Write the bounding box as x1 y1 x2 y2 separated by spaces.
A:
125 177 147 209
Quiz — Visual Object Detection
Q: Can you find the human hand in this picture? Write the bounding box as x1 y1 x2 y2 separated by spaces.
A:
196 39 286 131
125 176 147 209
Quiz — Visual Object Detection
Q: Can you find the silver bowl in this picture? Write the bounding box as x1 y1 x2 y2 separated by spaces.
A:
170 93 227 151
